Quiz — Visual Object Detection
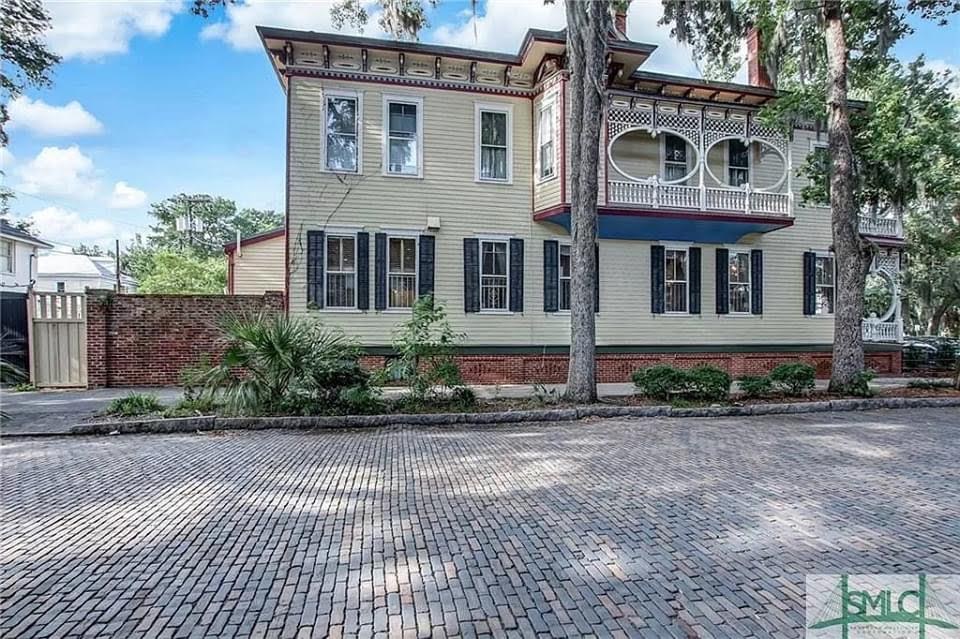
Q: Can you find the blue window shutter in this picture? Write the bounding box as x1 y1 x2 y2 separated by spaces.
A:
374 233 387 310
651 245 665 314
418 235 435 298
688 247 701 314
543 240 559 312
595 243 600 313
463 238 480 313
751 249 763 315
803 251 816 315
307 230 324 308
356 232 369 310
715 248 729 314
509 238 524 312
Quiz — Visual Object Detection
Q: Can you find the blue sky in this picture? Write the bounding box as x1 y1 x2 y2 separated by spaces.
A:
2 0 957 250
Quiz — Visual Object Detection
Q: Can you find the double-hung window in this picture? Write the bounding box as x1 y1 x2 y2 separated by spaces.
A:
480 240 508 311
728 250 751 313
663 134 688 182
325 235 356 308
815 255 835 314
1 240 13 273
325 93 360 172
538 102 555 180
476 104 512 182
728 139 750 187
558 244 571 311
665 248 688 313
388 236 417 308
384 97 421 176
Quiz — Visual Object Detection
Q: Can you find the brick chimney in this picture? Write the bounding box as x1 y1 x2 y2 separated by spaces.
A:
614 10 627 36
746 27 773 89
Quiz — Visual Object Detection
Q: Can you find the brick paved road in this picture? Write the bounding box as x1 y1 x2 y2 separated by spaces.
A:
2 408 958 638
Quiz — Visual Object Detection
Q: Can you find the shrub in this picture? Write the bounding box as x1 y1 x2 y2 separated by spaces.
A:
737 375 774 398
339 385 385 415
163 396 219 418
13 382 36 392
769 363 816 396
195 312 370 415
838 370 876 397
386 295 469 405
104 393 165 417
907 378 952 389
632 365 688 400
685 366 731 401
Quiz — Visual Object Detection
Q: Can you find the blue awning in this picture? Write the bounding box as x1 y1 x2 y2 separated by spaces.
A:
535 207 793 243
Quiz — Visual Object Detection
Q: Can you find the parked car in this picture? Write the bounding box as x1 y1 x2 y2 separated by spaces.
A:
903 336 958 370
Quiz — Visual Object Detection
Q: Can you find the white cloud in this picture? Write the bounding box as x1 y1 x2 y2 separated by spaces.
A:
431 0 565 54
24 207 117 244
201 0 371 51
8 96 104 137
926 59 960 98
16 146 100 200
0 147 14 171
109 181 148 209
429 0 698 76
45 0 182 60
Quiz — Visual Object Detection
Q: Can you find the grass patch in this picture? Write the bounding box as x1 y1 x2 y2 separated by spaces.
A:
163 396 220 418
103 393 165 417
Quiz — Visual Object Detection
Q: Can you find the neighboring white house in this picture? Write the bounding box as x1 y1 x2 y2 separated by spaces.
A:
36 253 138 293
1 220 54 293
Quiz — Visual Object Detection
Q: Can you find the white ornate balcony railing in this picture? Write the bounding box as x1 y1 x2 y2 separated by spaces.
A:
859 215 903 239
608 181 791 216
862 319 902 343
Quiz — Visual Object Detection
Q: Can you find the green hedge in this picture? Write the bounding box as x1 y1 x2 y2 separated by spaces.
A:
632 365 731 401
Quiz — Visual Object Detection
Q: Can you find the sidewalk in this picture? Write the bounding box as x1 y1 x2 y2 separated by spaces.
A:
0 378 923 438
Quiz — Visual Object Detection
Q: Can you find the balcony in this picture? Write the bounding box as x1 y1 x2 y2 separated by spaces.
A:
862 319 902 343
607 181 792 216
859 215 904 240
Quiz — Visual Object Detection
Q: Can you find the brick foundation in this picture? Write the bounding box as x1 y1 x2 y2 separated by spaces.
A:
361 348 902 384
86 291 901 387
86 290 285 388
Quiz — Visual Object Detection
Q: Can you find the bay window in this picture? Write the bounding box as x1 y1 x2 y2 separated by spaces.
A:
480 240 508 311
476 104 512 183
325 93 360 172
326 235 356 308
538 102 555 180
665 248 688 313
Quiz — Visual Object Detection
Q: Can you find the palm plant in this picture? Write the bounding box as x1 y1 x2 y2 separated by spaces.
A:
193 312 369 415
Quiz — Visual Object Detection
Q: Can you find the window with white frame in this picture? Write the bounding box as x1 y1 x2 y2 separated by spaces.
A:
665 248 688 313
480 240 508 310
815 254 835 314
1 240 13 273
325 94 359 172
325 235 356 308
538 101 555 180
663 134 688 182
728 139 750 187
476 105 511 182
558 244 571 311
728 250 751 313
388 236 417 308
384 97 421 176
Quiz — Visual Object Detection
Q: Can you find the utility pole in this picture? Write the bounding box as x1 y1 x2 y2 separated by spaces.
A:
115 239 121 292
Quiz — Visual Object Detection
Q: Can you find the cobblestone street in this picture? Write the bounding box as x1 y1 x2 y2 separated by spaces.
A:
2 408 958 638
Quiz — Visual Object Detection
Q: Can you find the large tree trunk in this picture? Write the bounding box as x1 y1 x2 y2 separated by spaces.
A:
823 1 869 391
564 0 609 403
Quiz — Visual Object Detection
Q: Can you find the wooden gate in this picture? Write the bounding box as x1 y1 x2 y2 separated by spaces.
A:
30 292 87 388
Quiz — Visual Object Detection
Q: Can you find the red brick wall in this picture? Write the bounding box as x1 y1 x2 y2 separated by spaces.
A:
360 349 901 384
86 290 285 388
